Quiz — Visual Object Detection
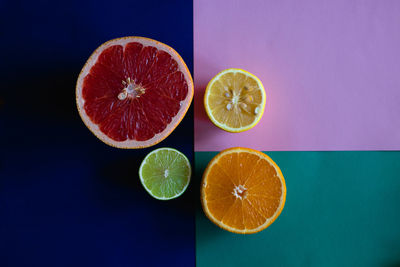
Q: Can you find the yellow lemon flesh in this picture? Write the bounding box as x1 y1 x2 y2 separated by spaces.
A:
204 68 266 133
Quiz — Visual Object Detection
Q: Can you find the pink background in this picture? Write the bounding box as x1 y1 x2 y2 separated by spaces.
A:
194 0 400 151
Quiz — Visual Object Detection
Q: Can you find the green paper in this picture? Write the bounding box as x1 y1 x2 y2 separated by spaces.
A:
195 151 400 267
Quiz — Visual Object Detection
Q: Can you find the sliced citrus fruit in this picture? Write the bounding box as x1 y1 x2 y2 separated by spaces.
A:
201 147 286 234
76 37 193 148
139 148 191 200
204 68 266 133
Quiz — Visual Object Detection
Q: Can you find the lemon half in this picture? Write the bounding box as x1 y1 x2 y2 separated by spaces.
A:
204 68 266 133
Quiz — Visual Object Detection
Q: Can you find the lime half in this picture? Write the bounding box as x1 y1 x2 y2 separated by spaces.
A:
139 148 191 200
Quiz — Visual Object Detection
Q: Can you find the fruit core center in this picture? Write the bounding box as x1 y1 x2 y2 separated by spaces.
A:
223 85 259 114
232 95 239 105
118 77 146 100
232 185 247 200
164 169 169 178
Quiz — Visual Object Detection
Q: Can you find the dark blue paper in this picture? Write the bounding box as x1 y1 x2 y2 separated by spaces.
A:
0 0 194 266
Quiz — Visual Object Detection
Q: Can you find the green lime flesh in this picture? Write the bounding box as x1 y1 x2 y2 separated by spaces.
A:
139 148 191 200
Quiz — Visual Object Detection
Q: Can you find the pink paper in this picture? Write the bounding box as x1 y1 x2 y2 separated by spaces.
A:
194 0 400 151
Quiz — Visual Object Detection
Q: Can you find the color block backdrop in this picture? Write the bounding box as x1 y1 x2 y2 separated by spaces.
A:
0 0 194 266
1 0 400 266
195 151 400 267
194 0 400 151
194 0 400 266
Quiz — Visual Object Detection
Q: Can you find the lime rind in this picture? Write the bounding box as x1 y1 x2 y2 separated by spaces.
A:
139 147 191 200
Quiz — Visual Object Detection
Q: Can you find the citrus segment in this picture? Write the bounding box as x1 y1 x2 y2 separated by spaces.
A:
139 148 191 200
76 37 193 148
204 68 266 132
201 147 286 234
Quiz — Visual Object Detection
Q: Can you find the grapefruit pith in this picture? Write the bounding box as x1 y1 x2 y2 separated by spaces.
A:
76 37 193 148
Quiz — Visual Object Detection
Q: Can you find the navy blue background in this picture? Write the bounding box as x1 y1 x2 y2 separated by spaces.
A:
0 0 194 266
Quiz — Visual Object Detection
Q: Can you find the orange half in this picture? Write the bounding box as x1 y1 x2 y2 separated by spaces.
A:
201 147 286 234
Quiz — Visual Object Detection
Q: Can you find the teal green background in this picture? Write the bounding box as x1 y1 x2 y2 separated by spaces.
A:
196 152 400 267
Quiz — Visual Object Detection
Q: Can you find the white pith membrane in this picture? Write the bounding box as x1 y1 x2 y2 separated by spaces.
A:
76 37 193 148
202 148 286 234
232 184 247 200
117 77 146 100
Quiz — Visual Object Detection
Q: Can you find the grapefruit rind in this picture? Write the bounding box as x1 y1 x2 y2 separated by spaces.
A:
204 68 266 133
76 36 194 149
201 147 286 234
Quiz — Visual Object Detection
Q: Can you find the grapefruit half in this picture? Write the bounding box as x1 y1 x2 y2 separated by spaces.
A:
76 37 193 148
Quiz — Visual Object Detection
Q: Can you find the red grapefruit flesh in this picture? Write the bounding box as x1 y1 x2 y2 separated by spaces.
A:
76 37 193 148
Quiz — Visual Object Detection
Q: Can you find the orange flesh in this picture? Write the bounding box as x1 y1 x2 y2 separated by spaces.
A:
201 148 286 233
